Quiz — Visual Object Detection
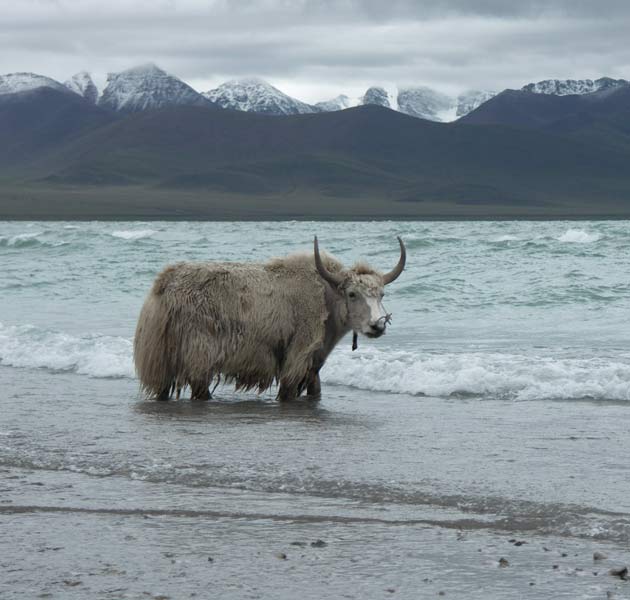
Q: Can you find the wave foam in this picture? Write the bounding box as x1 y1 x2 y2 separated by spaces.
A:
557 229 600 243
2 322 630 402
490 234 520 242
322 348 630 402
0 231 44 247
111 229 156 240
0 323 133 378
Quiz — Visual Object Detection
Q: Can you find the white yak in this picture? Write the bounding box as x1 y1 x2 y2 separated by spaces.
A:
134 236 406 401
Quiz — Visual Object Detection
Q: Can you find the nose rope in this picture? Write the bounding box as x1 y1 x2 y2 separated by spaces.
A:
377 313 393 325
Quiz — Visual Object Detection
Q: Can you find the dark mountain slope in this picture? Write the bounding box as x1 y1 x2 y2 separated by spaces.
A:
34 104 628 180
26 104 627 213
548 86 630 149
1 100 630 217
460 85 630 142
459 89 595 129
0 88 117 171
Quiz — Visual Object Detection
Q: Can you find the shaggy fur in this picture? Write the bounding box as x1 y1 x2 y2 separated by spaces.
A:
134 252 356 400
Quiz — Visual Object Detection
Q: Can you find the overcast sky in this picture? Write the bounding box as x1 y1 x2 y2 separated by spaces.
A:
2 0 629 102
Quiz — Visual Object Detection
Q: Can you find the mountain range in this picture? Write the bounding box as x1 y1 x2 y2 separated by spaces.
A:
3 63 627 122
0 64 629 219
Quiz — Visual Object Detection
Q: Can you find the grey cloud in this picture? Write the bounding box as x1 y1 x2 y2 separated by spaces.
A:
1 0 629 101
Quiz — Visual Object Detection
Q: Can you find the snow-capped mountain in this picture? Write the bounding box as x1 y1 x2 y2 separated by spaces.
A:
314 94 358 112
0 72 69 96
5 63 628 124
64 71 98 104
455 90 497 117
362 86 393 109
397 86 455 121
522 77 629 96
204 77 318 115
316 86 496 122
99 63 210 113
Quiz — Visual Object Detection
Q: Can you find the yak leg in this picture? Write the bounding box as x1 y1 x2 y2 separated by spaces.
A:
278 380 298 402
306 369 321 397
157 385 171 401
190 382 210 401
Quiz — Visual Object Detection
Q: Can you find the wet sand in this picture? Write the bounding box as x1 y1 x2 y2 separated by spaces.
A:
1 369 629 599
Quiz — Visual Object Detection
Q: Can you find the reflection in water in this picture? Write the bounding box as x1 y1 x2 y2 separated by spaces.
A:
134 394 334 424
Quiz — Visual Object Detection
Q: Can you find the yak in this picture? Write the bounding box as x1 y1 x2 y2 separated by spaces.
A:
134 236 406 401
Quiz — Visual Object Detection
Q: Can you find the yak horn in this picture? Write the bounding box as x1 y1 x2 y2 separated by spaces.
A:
382 236 406 285
314 236 343 288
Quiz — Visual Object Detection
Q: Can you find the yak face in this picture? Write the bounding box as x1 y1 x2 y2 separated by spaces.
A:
313 235 405 340
344 273 389 338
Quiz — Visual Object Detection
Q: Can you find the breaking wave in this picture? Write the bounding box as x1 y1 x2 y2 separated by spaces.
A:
110 229 157 240
0 231 71 249
0 323 133 378
323 347 630 402
557 229 600 243
490 234 520 242
0 231 45 247
2 322 630 402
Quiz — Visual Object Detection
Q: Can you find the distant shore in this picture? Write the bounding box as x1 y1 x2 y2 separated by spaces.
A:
2 185 630 220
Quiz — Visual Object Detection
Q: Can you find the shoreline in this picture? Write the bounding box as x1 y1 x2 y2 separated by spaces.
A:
2 186 630 221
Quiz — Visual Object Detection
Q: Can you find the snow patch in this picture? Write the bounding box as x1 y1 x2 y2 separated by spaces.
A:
0 72 68 96
204 77 318 115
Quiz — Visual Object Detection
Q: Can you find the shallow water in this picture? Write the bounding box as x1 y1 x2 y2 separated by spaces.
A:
1 221 629 598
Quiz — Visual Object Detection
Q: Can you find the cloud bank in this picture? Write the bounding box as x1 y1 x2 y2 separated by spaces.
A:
1 0 629 101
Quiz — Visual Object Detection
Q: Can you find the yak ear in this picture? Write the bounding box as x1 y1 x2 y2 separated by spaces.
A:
314 236 343 288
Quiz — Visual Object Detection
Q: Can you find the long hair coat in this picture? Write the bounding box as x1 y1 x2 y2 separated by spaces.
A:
134 252 345 398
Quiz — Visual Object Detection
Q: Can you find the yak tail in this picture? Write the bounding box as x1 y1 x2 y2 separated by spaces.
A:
134 292 173 398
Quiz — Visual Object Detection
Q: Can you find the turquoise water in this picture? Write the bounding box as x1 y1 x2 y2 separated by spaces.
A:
2 220 630 401
2 221 630 599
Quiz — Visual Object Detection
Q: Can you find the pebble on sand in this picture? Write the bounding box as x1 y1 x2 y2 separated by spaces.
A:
593 552 608 561
609 567 628 580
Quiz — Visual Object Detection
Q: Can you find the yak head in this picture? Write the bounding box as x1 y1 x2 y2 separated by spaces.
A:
313 236 406 339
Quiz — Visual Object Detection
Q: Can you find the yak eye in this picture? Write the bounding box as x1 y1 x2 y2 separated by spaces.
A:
348 291 356 299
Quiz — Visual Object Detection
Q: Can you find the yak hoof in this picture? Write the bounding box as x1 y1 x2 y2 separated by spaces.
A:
277 387 297 402
157 388 171 401
191 386 211 401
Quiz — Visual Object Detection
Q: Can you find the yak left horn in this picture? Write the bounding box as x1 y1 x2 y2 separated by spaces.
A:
382 237 406 285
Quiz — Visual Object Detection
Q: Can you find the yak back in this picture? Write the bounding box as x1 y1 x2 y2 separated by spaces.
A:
134 252 343 396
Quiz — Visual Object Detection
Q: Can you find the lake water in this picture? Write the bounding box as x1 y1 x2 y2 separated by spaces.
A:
1 221 629 599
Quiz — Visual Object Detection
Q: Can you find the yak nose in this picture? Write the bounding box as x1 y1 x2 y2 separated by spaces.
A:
369 320 386 334
369 313 391 335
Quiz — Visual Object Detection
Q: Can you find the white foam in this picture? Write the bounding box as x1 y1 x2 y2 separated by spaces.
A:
557 229 600 243
0 323 134 378
3 321 630 401
322 347 630 402
0 231 44 246
111 229 156 240
491 234 519 242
